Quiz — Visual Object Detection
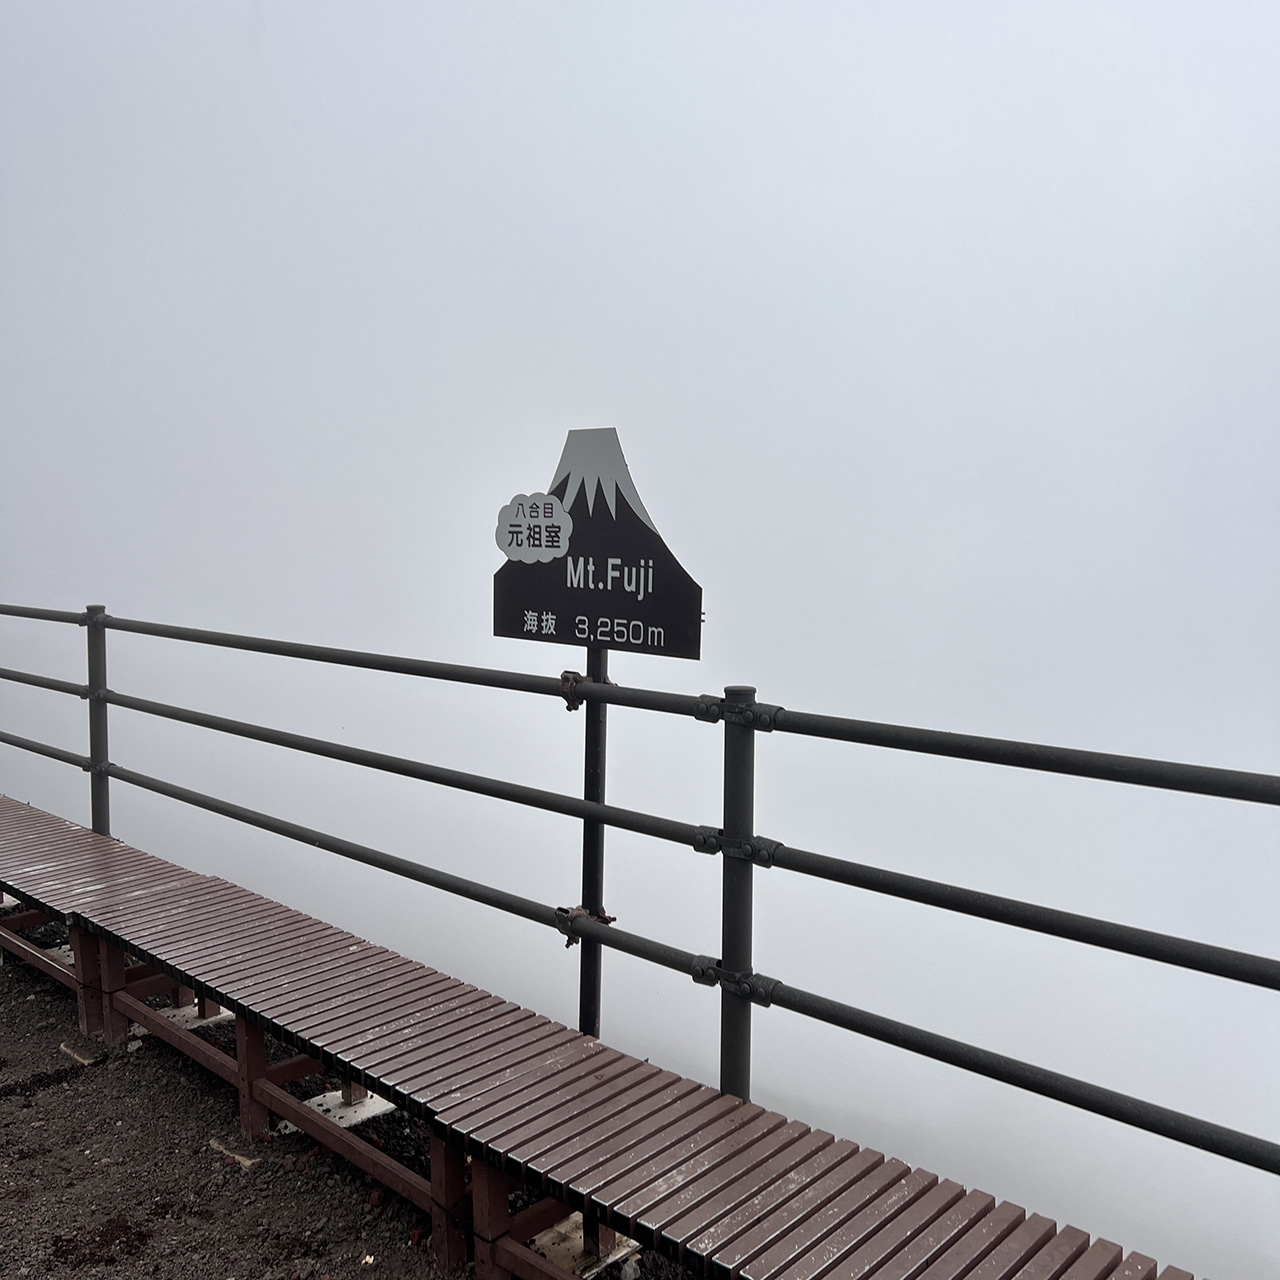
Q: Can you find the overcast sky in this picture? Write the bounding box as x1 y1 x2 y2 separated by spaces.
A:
2 3 1279 1274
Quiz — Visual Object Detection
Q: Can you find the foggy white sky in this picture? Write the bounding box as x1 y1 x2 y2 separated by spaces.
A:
2 3 1278 1274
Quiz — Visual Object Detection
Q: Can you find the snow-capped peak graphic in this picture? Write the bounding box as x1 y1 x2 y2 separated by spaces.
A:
549 428 657 532
494 427 702 659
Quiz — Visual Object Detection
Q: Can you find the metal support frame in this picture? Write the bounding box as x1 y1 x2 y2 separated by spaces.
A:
720 685 755 1101
84 604 110 837
579 645 607 1037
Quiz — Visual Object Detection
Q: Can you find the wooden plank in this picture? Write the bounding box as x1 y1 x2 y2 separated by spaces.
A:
570 1097 752 1210
742 1165 929 1280
112 989 238 1084
819 1179 966 1280
1110 1257 1157 1280
506 1066 679 1178
707 1150 891 1280
915 1201 1027 1280
607 1112 791 1228
966 1215 1058 1280
0 921 78 987
1059 1244 1121 1280
658 1130 839 1262
460 1051 636 1149
530 1078 712 1192
1015 1226 1091 1280
871 1189 996 1280
254 1078 435 1214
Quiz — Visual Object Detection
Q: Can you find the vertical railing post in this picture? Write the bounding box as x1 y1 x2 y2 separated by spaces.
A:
85 604 110 837
720 684 755 1100
578 644 608 1038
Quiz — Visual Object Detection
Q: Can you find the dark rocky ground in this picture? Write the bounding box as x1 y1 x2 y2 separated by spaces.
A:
0 918 695 1280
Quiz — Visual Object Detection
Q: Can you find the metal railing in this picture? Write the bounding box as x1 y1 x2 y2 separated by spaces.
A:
1 601 1278 1177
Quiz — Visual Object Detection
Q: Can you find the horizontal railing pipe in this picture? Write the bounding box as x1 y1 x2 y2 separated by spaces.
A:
106 764 563 930
0 667 88 698
0 729 92 771
106 762 700 973
104 689 700 846
767 980 1280 1176
102 615 564 696
772 708 1280 807
103 688 1280 994
772 844 1280 991
0 604 85 625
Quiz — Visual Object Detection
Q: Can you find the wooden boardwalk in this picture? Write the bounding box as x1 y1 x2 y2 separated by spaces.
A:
0 794 1195 1280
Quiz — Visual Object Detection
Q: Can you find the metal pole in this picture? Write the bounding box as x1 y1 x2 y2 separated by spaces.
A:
720 684 755 1099
85 604 110 836
578 645 608 1037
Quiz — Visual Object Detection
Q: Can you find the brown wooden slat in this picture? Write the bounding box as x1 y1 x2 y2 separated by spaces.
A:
465 1052 645 1151
707 1149 891 1280
181 932 371 996
225 939 405 1008
326 983 493 1056
872 1190 997 1280
35 862 197 914
338 993 509 1068
529 1077 712 1193
744 1165 932 1280
119 913 327 978
357 1000 531 1080
419 1032 600 1116
640 1121 815 1248
81 887 250 948
262 959 438 1035
450 1045 629 1141
966 1216 1058 1280
915 1201 1028 1280
56 865 209 913
275 964 447 1031
538 1086 724 1198
397 1018 566 1097
1155 1268 1192 1280
819 1179 966 1280
1014 1226 1091 1280
75 875 237 924
494 1060 664 1168
659 1129 839 1262
109 896 312 963
382 1010 547 1090
148 896 336 960
141 906 336 967
0 846 170 897
612 1112 796 1231
1110 1257 1157 1280
571 1097 754 1209
689 1139 866 1270
1057 1241 1123 1280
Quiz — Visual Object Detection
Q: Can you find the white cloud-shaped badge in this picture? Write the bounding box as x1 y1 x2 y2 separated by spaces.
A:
495 492 574 563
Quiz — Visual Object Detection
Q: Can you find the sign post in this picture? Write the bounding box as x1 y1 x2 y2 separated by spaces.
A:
494 428 703 1042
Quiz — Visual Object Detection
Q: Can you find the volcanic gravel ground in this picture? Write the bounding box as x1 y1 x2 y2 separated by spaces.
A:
0 921 697 1280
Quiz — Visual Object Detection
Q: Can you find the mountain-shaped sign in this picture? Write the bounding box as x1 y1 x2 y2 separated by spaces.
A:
494 429 702 659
